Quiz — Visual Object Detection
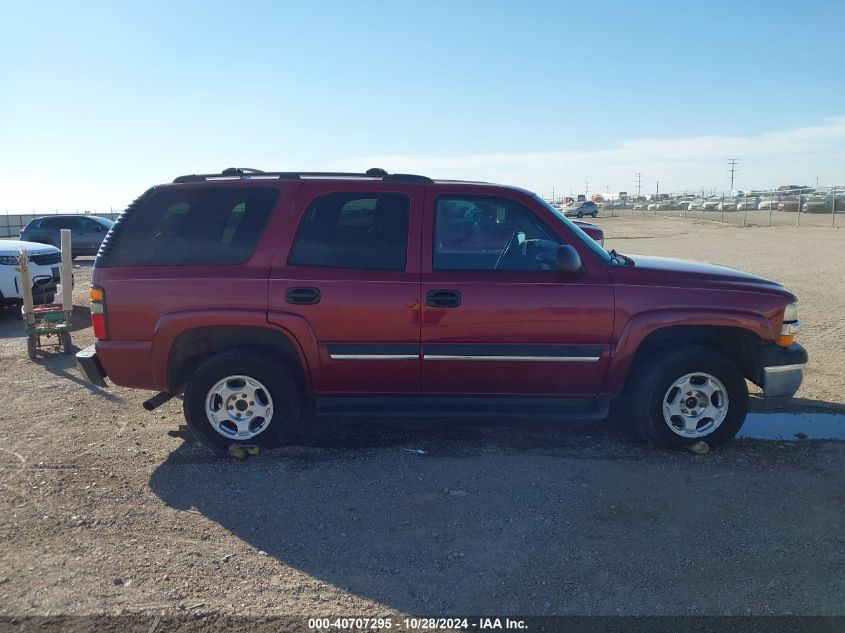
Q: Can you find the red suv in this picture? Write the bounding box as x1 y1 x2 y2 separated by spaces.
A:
76 168 806 449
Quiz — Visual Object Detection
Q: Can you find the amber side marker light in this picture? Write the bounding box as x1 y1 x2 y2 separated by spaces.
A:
88 286 108 340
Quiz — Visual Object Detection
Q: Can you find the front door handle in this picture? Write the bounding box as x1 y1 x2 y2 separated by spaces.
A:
285 287 321 305
426 289 461 308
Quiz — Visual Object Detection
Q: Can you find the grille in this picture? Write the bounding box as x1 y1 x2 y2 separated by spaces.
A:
30 252 62 266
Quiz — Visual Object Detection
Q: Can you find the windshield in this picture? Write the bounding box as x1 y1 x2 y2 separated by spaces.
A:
533 195 611 262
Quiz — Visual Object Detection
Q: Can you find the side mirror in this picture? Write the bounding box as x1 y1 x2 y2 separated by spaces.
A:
556 244 583 274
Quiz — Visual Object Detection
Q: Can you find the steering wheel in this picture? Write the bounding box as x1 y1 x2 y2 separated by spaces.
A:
494 231 519 270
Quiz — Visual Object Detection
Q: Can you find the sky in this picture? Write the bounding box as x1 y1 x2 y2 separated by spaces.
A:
1 0 843 211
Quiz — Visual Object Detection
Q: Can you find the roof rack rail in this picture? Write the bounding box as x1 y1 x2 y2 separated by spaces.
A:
172 168 433 184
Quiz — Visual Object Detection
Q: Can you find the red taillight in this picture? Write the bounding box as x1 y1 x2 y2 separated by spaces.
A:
92 313 108 340
89 286 108 340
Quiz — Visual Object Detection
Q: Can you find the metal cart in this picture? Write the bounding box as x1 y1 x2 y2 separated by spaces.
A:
19 228 74 360
23 304 73 359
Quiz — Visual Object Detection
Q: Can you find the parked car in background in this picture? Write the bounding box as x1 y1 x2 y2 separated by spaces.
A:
633 202 647 211
702 199 722 211
736 199 759 211
571 219 604 246
0 240 62 306
802 196 830 213
687 198 705 211
778 197 800 212
717 200 738 211
563 200 599 218
562 200 599 218
76 167 806 451
20 215 114 258
757 198 780 210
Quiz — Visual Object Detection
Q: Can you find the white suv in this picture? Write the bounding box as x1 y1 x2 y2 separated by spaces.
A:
0 240 62 306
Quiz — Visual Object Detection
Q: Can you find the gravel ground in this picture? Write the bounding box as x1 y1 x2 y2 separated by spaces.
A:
0 217 843 623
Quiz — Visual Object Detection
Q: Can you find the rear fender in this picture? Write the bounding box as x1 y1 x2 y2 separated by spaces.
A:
151 309 320 392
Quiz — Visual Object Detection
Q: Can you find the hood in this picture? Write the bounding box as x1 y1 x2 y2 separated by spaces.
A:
0 240 61 256
572 219 600 231
623 254 791 296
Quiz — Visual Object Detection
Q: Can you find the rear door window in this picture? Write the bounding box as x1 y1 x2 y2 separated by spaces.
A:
109 187 279 266
287 192 410 271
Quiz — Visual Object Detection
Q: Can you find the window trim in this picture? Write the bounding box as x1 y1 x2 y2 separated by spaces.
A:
432 194 564 273
286 191 412 272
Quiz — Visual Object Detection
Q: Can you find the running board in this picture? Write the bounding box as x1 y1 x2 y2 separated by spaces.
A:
315 396 609 421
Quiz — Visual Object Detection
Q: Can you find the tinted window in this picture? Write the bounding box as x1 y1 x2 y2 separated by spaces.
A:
40 217 74 230
434 196 562 271
75 218 103 231
288 193 410 271
110 187 279 266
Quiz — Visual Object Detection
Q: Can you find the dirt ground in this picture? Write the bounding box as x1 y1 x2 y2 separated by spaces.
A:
0 216 843 624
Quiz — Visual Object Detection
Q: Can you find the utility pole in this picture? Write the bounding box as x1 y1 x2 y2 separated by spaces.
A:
551 187 555 203
585 179 590 198
635 172 643 198
728 159 739 193
656 180 659 198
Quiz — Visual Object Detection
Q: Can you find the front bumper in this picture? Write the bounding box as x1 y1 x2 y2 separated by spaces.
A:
76 345 108 388
751 342 807 398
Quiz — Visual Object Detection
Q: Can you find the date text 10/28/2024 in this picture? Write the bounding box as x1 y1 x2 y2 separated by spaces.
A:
308 617 528 630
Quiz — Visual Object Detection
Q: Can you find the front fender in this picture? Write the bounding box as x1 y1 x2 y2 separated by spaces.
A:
604 309 774 396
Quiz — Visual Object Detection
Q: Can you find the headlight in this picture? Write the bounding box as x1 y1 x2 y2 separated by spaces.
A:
783 302 798 322
0 255 18 265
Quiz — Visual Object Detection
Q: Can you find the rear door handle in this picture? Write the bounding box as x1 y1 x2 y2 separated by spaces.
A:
426 289 461 308
285 287 321 305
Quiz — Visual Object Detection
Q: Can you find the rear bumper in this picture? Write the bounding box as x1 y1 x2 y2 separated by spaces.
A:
76 345 108 388
751 342 807 399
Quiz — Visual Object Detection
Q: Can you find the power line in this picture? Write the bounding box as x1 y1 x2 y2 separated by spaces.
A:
728 159 739 192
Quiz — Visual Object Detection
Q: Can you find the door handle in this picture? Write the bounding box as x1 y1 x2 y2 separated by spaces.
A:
426 289 461 308
285 287 321 305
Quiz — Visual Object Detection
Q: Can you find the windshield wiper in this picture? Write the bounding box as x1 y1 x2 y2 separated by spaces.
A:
609 249 635 266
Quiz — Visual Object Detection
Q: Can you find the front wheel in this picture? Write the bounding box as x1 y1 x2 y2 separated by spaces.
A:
183 348 303 450
625 346 748 447
576 211 583 218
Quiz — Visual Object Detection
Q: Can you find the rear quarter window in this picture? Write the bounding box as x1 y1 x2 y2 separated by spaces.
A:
107 187 279 266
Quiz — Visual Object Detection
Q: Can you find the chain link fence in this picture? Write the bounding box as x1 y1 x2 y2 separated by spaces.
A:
589 186 843 228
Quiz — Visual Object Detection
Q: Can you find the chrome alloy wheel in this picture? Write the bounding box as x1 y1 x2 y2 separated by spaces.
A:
662 372 729 438
205 375 274 440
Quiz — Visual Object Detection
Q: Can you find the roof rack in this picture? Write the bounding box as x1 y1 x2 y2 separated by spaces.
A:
172 167 432 184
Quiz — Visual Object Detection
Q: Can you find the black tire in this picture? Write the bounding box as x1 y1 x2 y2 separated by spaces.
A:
592 212 598 218
183 348 303 450
60 331 73 354
26 334 37 360
576 211 583 218
624 346 748 447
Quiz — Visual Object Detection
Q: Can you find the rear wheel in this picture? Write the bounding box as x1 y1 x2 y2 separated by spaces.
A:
576 211 583 218
183 348 303 450
625 346 748 447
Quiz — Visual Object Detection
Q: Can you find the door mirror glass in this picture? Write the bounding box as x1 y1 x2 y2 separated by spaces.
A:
556 244 583 273
516 231 526 247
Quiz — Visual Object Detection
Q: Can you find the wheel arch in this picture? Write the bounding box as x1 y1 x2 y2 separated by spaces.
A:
165 324 308 394
606 310 771 396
